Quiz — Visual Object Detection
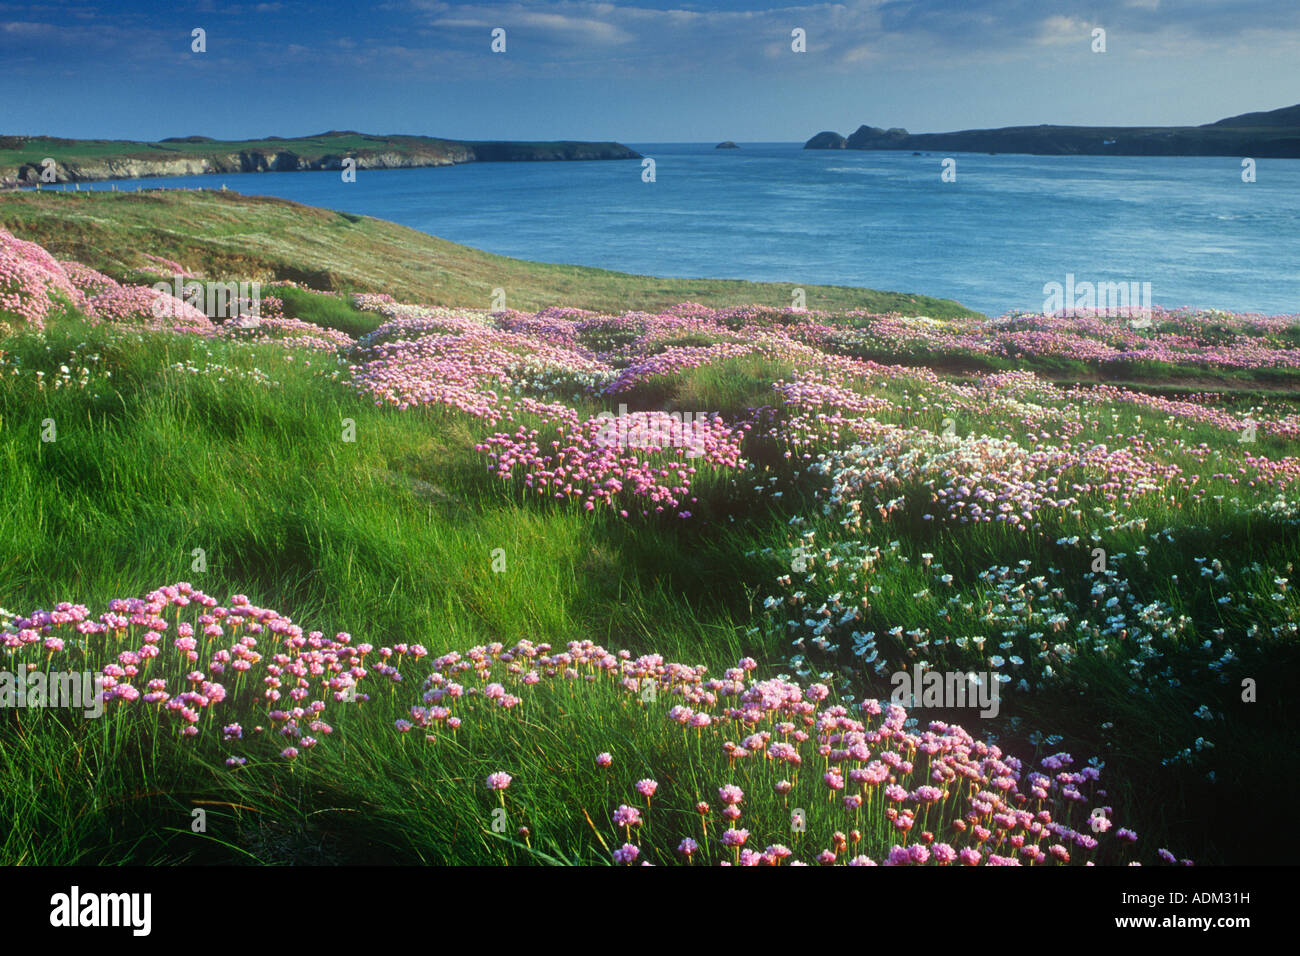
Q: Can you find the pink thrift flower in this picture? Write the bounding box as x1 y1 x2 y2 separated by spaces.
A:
613 843 640 865
721 828 749 848
718 784 744 805
613 804 642 828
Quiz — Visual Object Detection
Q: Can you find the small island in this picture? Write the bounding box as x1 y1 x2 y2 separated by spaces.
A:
804 131 847 149
715 141 740 149
0 130 643 186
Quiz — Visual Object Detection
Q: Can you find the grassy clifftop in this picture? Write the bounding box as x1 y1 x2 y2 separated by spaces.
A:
0 130 642 185
0 189 981 316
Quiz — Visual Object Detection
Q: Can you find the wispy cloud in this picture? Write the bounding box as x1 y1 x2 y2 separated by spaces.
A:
1 1 1297 141
1035 14 1097 46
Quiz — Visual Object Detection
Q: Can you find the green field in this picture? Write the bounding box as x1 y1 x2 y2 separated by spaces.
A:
0 131 461 162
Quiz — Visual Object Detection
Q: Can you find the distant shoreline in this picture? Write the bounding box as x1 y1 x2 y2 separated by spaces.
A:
14 139 1300 193
806 102 1300 157
0 131 642 188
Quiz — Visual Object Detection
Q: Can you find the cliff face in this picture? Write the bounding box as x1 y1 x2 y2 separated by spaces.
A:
844 126 911 149
0 136 639 186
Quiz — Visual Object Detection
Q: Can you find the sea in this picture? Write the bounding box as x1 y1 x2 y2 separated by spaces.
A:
72 142 1300 317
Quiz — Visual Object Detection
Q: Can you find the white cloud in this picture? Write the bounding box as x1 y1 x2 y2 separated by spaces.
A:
1035 15 1095 46
513 10 634 44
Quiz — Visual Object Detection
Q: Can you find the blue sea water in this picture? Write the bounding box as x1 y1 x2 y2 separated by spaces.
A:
74 143 1300 317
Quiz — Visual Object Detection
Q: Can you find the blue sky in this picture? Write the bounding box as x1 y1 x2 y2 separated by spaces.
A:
3 0 1298 142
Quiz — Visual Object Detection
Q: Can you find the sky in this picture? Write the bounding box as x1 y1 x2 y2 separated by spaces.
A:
2 0 1298 143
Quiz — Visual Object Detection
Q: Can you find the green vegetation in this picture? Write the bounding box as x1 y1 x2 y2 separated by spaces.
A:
0 190 981 317
0 322 771 863
1 196 1295 867
2 307 1295 864
269 284 379 338
0 130 640 185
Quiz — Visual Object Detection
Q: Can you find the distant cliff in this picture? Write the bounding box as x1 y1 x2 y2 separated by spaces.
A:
805 104 1300 157
0 131 643 187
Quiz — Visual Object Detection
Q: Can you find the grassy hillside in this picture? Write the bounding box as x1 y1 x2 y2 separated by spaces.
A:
0 130 641 184
0 190 981 317
0 131 459 162
3 195 1296 868
2 306 1296 866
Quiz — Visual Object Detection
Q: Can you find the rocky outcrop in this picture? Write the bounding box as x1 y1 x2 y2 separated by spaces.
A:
16 155 218 183
466 141 638 162
844 126 910 149
804 131 847 149
0 135 641 186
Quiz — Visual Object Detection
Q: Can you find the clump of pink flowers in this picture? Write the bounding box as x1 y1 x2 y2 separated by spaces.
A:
1 227 91 334
0 585 1189 866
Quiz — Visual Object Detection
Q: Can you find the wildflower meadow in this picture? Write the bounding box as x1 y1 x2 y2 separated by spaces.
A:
1 222 1296 867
